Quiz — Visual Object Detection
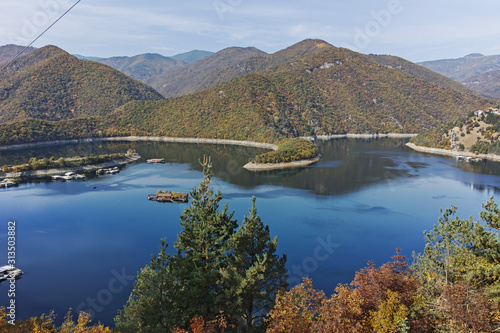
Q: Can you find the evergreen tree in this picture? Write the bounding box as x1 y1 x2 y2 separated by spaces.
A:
169 155 238 325
115 239 176 333
227 197 288 332
115 156 288 332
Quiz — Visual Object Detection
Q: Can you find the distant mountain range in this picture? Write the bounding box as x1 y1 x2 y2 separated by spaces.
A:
146 39 342 98
419 54 500 99
74 50 213 83
170 50 214 64
78 53 187 82
0 40 494 146
0 44 36 65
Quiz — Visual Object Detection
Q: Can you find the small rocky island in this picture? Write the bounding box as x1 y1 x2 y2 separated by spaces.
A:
243 138 320 171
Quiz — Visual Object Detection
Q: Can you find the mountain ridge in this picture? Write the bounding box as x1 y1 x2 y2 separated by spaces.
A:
419 53 500 99
0 40 495 146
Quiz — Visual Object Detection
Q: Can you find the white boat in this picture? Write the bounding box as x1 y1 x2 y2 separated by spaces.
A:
52 172 85 181
0 178 18 188
0 265 23 280
62 172 76 180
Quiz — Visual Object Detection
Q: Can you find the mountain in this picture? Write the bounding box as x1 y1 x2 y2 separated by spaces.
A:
171 50 213 64
108 41 492 142
0 40 494 146
0 44 37 65
146 46 267 98
87 53 187 82
0 45 164 123
369 54 478 96
419 54 500 99
146 39 342 99
419 54 500 81
461 70 500 100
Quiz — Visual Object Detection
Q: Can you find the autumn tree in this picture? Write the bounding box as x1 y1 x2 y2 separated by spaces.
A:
411 199 500 331
265 278 325 333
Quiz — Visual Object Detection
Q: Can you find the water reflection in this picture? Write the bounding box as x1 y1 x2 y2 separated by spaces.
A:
2 138 500 197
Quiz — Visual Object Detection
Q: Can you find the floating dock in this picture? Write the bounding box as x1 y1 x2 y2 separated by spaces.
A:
147 158 165 164
148 191 189 203
96 167 120 175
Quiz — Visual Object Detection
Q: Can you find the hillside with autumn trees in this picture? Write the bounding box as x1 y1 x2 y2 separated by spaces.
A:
107 40 492 142
0 45 163 123
0 40 495 147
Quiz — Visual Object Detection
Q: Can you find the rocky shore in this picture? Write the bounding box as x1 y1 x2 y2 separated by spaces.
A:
406 143 500 162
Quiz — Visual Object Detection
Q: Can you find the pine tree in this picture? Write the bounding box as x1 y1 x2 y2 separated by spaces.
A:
169 155 238 324
227 196 288 332
115 239 176 333
115 156 289 331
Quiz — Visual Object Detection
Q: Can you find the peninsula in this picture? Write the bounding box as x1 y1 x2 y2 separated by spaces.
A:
0 151 140 179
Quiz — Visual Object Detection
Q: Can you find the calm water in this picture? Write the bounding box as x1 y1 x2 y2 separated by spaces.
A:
1 138 500 326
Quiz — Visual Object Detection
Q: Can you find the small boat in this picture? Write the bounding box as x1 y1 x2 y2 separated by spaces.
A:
0 265 23 281
52 172 85 181
0 178 18 188
96 167 120 175
148 191 189 203
147 158 165 164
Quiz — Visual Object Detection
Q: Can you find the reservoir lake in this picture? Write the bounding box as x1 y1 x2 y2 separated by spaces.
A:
1 138 500 326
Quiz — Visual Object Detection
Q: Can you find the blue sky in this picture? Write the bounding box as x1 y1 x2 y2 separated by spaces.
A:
0 0 499 62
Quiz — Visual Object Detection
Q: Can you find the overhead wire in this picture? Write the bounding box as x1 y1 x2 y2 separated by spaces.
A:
0 0 81 73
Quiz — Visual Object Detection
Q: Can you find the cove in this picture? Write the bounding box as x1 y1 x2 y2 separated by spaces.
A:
0 138 499 326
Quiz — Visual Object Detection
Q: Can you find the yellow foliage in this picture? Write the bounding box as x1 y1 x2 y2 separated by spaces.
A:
369 290 408 333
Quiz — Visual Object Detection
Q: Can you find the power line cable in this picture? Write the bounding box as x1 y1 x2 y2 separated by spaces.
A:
0 0 81 73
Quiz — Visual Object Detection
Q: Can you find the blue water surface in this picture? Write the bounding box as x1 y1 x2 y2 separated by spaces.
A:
0 138 499 326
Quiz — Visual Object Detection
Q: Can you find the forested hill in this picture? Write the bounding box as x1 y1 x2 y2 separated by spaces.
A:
0 45 164 123
108 42 492 141
0 40 495 146
146 39 345 98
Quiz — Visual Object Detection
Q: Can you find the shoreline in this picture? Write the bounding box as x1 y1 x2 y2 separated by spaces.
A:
243 155 321 171
0 134 418 152
312 133 418 140
0 134 418 173
0 136 278 152
0 154 141 179
405 143 500 162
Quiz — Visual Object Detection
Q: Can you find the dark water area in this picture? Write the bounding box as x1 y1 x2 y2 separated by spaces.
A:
1 138 500 326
